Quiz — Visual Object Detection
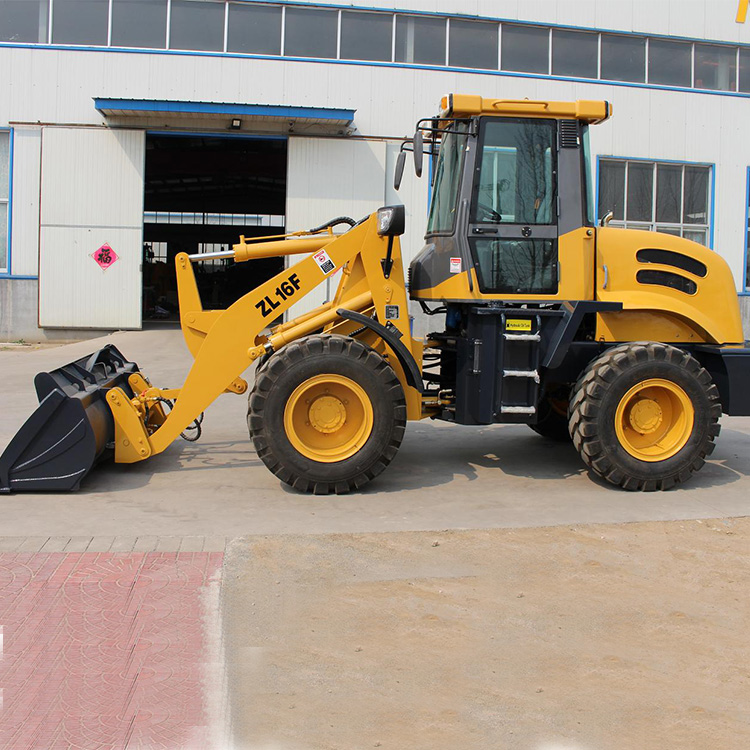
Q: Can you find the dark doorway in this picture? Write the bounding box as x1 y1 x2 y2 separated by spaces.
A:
142 134 287 321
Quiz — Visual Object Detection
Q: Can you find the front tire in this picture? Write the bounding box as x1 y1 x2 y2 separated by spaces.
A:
569 342 721 491
248 334 406 494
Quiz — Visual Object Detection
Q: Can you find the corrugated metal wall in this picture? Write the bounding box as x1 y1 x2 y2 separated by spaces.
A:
9 127 42 277
285 136 387 318
38 127 144 328
1 0 750 334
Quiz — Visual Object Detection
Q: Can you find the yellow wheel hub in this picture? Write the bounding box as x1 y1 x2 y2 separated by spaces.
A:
615 378 694 462
628 398 663 434
309 395 347 433
284 374 374 463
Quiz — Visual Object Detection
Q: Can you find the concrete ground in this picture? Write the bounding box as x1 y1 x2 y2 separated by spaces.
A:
222 521 750 750
1 329 750 536
1 329 750 749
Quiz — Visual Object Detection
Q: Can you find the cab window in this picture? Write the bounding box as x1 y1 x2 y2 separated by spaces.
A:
471 118 556 225
426 123 469 234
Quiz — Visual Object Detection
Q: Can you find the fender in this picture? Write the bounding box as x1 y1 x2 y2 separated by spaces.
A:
336 309 424 393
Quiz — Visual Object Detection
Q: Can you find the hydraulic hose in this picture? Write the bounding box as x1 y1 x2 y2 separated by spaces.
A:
308 216 356 233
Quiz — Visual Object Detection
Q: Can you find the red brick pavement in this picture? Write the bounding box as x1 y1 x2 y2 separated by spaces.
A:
0 552 223 749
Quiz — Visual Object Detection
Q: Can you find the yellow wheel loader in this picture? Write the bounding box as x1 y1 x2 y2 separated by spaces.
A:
2 94 748 494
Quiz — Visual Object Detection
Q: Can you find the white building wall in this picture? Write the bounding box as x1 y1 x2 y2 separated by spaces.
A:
304 0 750 43
4 47 749 286
1 0 749 333
285 136 387 317
9 127 42 277
38 128 144 328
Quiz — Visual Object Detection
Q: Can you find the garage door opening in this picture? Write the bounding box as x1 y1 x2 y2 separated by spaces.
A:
142 134 287 322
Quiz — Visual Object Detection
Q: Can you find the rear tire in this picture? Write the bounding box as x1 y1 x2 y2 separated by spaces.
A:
569 342 721 491
248 334 406 494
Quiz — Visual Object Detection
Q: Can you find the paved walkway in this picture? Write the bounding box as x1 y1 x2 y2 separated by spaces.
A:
0 539 225 750
2 331 750 748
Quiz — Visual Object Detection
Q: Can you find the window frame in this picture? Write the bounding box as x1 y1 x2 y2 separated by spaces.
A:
0 128 12 276
281 3 339 60
693 41 738 92
469 116 558 227
600 32 646 83
394 13 447 66
596 156 715 250
110 0 169 50
425 120 472 237
339 8 394 63
647 36 693 88
0 3 749 100
500 22 551 75
168 0 226 52
551 27 599 79
226 1 282 56
50 0 112 47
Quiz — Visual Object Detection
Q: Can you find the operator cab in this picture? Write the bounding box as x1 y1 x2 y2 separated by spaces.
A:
406 94 610 303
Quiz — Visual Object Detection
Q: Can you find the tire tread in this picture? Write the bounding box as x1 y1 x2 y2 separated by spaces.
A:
568 342 720 491
248 334 406 495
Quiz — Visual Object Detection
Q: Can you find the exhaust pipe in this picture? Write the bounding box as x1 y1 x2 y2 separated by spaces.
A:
0 345 139 493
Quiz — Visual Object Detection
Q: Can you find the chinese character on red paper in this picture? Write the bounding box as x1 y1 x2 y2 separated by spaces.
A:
92 244 119 270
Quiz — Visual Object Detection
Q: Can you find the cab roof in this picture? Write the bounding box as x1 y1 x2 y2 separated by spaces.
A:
440 94 611 124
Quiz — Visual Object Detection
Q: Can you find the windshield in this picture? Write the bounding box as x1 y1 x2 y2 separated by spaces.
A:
426 123 469 235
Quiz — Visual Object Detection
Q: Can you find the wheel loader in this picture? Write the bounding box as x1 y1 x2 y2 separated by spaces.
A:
3 93 750 494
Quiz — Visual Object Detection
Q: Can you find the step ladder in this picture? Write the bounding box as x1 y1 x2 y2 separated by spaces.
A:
499 314 542 417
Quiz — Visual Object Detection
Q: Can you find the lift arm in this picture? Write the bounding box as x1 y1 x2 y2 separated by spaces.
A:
106 213 421 462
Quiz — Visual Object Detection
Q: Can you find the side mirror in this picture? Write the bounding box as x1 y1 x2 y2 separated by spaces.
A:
413 130 423 178
394 151 406 191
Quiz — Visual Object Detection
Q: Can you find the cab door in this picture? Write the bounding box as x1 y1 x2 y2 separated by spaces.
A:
467 117 593 300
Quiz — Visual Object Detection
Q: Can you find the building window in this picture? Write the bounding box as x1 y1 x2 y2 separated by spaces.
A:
3 2 750 102
449 19 497 70
501 24 549 74
0 132 8 272
0 0 49 43
551 28 597 78
395 14 445 66
340 10 392 62
169 0 224 52
111 0 167 49
283 6 337 59
740 48 750 93
598 159 711 246
648 38 692 87
694 43 737 91
601 34 645 82
227 3 281 55
52 0 108 45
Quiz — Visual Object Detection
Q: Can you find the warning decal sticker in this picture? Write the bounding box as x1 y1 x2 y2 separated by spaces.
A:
505 319 532 332
313 249 335 275
449 257 462 274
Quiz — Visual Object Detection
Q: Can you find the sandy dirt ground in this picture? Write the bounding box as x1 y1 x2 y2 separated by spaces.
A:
222 518 750 750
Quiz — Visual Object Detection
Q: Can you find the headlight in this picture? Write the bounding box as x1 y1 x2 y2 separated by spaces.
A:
376 204 406 237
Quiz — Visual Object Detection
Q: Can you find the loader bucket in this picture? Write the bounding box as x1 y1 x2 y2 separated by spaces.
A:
0 344 139 493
